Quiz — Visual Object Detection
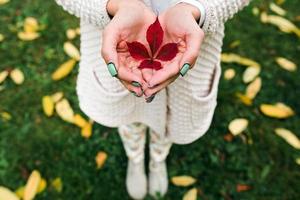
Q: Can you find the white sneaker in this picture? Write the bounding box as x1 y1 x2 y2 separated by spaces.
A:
148 159 168 198
126 159 147 199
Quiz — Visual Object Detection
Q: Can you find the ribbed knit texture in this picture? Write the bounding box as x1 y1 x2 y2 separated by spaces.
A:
55 0 250 145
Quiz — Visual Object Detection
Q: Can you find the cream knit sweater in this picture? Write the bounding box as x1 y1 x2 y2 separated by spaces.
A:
55 0 250 145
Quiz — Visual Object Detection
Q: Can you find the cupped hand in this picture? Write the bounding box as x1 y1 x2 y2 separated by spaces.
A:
142 3 205 98
101 0 156 97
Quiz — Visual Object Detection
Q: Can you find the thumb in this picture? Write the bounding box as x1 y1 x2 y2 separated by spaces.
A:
178 28 204 77
101 25 120 77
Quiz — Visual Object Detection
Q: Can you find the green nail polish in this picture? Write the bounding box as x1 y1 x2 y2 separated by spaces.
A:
180 63 190 77
131 81 141 87
131 91 140 97
146 95 155 103
107 62 118 77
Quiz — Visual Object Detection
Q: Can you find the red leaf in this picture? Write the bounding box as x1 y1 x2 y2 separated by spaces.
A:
126 41 150 60
146 17 163 56
138 59 162 70
236 184 251 192
155 43 178 61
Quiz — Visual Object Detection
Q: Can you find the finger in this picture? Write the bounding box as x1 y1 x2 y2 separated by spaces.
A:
141 68 154 91
178 28 204 76
144 75 178 97
117 66 145 88
147 60 180 88
119 79 143 97
101 25 120 77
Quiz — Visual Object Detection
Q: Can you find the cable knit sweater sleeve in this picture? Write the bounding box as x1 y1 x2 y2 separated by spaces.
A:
54 0 111 28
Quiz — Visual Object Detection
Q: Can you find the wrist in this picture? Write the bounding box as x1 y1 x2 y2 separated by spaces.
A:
176 3 201 22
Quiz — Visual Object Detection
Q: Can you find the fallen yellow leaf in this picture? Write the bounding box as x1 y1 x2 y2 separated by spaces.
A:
243 66 261 83
275 128 300 149
55 98 74 123
37 178 47 194
252 7 260 16
171 176 196 187
269 3 286 16
95 151 108 169
260 103 294 119
224 68 236 80
51 59 77 81
81 121 93 138
10 68 25 85
42 96 54 117
246 77 262 100
0 33 4 42
24 17 39 33
51 92 64 103
229 40 240 48
24 170 41 200
183 188 197 200
18 31 40 41
229 118 249 136
296 158 300 165
14 186 24 198
221 53 260 68
75 27 80 35
0 112 12 121
275 57 297 72
63 42 80 61
0 186 20 200
66 29 77 40
73 114 88 128
0 70 8 84
51 178 62 193
236 92 253 106
275 0 285 5
0 0 9 5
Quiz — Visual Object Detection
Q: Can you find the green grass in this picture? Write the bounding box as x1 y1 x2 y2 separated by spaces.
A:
0 0 300 199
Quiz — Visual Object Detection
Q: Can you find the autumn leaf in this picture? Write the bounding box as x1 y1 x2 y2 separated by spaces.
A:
221 53 260 68
275 57 297 72
63 42 80 61
260 103 294 119
55 98 74 123
224 68 236 80
0 0 10 5
127 17 178 70
0 33 4 42
81 121 93 138
73 114 88 128
171 176 196 187
15 186 24 198
42 96 54 117
183 188 198 200
236 184 251 192
18 32 40 41
24 170 41 200
37 178 47 194
10 68 25 85
0 186 20 200
243 66 261 83
51 178 63 192
236 92 253 106
275 128 300 149
269 3 286 16
0 111 12 121
51 59 77 81
95 151 108 169
24 17 39 33
245 77 262 100
228 118 249 136
66 29 77 40
51 92 64 103
0 70 8 84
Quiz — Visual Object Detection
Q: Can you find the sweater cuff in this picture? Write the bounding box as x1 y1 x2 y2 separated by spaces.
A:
197 0 218 35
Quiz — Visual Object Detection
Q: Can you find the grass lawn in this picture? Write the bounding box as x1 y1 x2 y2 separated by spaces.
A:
0 0 299 199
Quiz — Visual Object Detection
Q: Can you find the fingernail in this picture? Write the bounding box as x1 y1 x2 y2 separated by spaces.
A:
131 91 142 97
131 81 141 87
107 62 118 77
179 63 190 77
146 94 155 103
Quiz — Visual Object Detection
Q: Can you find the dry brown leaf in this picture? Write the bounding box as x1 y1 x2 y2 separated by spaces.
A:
275 57 297 72
24 170 41 200
81 121 93 138
51 59 77 81
51 92 64 103
236 184 251 192
64 42 80 61
229 118 249 136
55 99 74 123
246 77 262 100
171 176 196 187
37 178 47 194
73 114 88 128
24 17 39 33
260 103 294 119
42 96 54 117
224 68 236 80
0 33 4 42
183 188 197 200
66 29 77 40
0 70 8 84
269 3 286 16
275 128 300 149
95 151 108 169
10 68 25 85
236 92 253 106
51 178 62 192
18 31 40 41
0 186 20 200
221 53 260 68
0 0 10 5
223 133 234 142
243 66 261 83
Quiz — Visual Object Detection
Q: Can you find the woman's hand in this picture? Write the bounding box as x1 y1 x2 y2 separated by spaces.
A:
101 0 156 97
142 3 205 98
